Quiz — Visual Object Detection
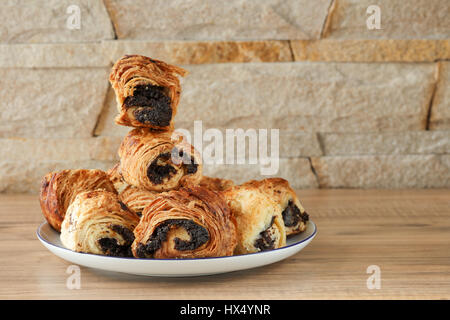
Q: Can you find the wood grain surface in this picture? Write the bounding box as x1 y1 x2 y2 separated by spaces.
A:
0 190 449 300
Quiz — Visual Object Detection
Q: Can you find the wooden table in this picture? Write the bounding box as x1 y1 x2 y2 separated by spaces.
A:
1 190 449 299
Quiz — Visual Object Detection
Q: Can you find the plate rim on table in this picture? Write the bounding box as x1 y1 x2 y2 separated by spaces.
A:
36 220 317 276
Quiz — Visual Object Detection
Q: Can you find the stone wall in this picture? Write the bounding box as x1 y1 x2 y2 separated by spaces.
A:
1 0 449 192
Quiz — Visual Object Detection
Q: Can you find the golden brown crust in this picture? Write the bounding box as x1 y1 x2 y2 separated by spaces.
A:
131 186 237 259
118 128 202 191
107 163 129 194
223 182 286 254
60 190 140 257
118 185 159 216
240 178 309 236
109 55 187 130
196 176 235 192
39 169 117 232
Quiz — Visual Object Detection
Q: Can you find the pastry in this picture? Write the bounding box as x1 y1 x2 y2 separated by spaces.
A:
223 182 286 254
60 190 140 257
118 185 159 217
118 128 202 191
109 54 187 130
107 163 129 194
132 186 237 259
197 176 234 192
39 169 116 232
255 178 309 236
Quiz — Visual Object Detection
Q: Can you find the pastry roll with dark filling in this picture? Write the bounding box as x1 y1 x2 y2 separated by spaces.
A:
109 54 187 130
118 128 202 191
60 190 140 257
118 185 159 217
39 169 117 232
223 183 286 254
131 186 237 259
255 178 309 236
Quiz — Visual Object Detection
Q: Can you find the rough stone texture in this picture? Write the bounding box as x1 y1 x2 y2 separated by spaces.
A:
97 85 323 157
88 137 122 162
0 0 114 43
320 132 450 155
185 129 322 158
0 137 118 162
0 137 318 192
94 87 133 138
311 155 450 188
0 137 121 193
102 40 293 65
0 160 116 193
1 39 447 69
0 40 292 68
203 158 318 189
291 40 450 62
104 0 332 40
1 40 448 68
0 68 109 138
279 132 322 157
429 62 450 130
325 0 450 39
0 2 447 192
0 43 109 68
174 62 436 132
96 97 323 158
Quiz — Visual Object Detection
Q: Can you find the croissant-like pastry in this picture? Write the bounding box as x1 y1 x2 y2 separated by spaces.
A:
39 169 117 232
223 183 286 254
197 176 234 192
109 54 187 130
254 178 309 236
118 128 202 191
132 186 237 259
107 163 129 194
60 190 140 257
118 185 158 217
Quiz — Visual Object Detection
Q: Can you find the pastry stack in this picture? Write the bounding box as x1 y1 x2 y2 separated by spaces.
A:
39 55 310 259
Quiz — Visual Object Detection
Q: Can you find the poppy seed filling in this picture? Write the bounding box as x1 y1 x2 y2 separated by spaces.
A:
147 152 177 184
118 201 130 212
185 158 198 174
254 216 276 251
171 148 198 175
124 84 172 127
98 224 135 257
136 219 209 258
282 200 308 227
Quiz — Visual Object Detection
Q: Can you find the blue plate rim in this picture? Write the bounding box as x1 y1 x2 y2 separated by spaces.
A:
36 220 317 261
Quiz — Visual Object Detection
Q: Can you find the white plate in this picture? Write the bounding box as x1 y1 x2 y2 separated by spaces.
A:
37 220 317 277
